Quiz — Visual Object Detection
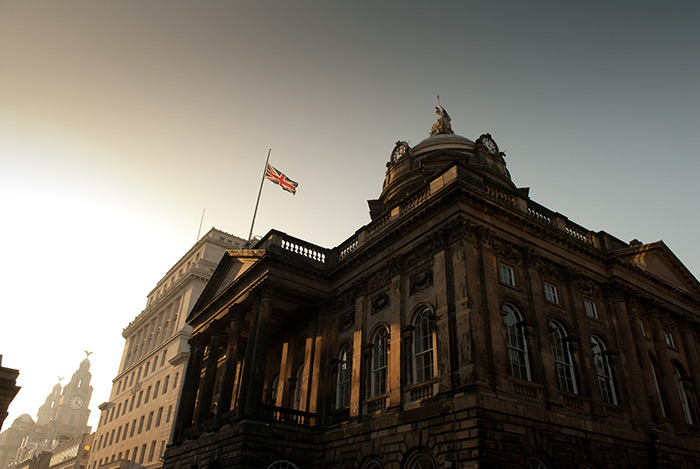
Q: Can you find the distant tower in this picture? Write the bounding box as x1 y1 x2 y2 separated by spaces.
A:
43 356 93 441
35 382 61 427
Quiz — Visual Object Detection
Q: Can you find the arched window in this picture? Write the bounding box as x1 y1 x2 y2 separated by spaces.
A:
336 345 352 409
650 356 666 418
526 457 550 469
503 304 531 381
413 307 435 383
360 459 383 469
405 452 436 469
549 320 577 394
590 336 618 405
293 364 304 410
372 327 389 397
266 461 299 469
674 364 693 424
269 374 279 406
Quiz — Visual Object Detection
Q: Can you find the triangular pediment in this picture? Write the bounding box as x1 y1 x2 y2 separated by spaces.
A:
613 241 700 295
187 250 263 321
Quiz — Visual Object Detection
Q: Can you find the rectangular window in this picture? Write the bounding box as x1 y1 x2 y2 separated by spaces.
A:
148 441 156 462
146 411 153 431
163 375 170 394
173 372 179 389
155 407 163 427
109 408 115 422
136 391 143 408
116 381 121 394
664 330 676 348
109 429 115 446
123 399 128 415
166 405 172 423
584 299 598 319
139 444 147 464
98 435 103 450
159 441 165 460
543 283 559 303
160 352 167 367
132 447 138 462
153 356 158 371
115 426 122 442
144 362 149 378
130 419 136 437
123 422 129 440
138 416 144 434
153 381 160 399
116 403 122 416
125 450 130 461
129 372 134 386
144 386 151 404
499 264 515 286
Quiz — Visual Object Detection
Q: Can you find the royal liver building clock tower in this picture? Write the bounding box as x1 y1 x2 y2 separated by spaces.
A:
44 353 93 440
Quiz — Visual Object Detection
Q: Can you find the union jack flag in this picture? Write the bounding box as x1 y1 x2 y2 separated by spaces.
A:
265 163 298 195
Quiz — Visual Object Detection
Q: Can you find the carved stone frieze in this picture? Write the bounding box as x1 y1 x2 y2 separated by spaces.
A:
489 238 522 263
465 221 494 247
367 268 391 292
410 269 434 295
405 242 433 271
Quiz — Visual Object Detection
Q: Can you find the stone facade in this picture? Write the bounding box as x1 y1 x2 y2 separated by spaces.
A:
163 115 700 468
87 228 246 469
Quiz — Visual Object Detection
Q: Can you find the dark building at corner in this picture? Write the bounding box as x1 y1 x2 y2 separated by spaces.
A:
163 109 700 469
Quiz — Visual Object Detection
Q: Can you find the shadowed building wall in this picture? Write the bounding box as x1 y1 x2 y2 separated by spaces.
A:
160 111 700 469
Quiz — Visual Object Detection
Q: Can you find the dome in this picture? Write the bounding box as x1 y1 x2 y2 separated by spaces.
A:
369 107 514 220
410 133 475 156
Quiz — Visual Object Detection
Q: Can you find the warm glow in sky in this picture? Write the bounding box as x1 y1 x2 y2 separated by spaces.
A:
1 1 699 431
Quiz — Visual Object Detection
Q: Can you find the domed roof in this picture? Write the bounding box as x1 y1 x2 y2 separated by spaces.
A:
411 133 475 156
14 414 34 424
368 106 515 220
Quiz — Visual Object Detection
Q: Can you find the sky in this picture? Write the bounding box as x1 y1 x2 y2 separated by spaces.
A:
1 1 698 431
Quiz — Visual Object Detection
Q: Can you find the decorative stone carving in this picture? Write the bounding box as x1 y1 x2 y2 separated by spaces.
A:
410 269 434 295
371 292 390 314
339 311 355 331
429 105 454 136
489 238 522 263
405 243 433 271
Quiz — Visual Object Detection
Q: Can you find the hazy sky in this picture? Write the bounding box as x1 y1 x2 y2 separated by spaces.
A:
1 1 698 430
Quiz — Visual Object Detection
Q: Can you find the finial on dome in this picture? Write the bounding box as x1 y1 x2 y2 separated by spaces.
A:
429 96 454 136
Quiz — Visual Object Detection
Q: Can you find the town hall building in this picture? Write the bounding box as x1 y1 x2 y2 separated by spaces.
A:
163 108 700 468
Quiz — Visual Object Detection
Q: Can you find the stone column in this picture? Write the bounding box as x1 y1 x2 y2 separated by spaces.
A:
627 300 665 425
215 306 245 426
650 311 687 432
172 336 205 441
679 322 700 414
611 298 653 425
401 325 414 387
240 283 276 418
195 324 223 429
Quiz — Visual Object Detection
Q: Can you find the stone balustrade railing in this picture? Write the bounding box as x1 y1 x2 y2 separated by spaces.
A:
258 164 609 269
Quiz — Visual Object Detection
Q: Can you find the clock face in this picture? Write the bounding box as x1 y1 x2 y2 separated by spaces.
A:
69 395 84 410
482 136 498 154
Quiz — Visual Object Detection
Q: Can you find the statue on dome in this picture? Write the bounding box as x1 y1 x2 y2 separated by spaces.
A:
430 104 454 136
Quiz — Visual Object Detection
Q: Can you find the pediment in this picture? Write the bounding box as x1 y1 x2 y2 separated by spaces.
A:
613 242 700 296
187 250 263 321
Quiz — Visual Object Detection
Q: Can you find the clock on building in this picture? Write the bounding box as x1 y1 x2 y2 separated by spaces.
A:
69 395 84 410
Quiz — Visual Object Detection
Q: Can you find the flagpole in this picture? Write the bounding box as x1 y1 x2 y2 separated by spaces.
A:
247 148 271 247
